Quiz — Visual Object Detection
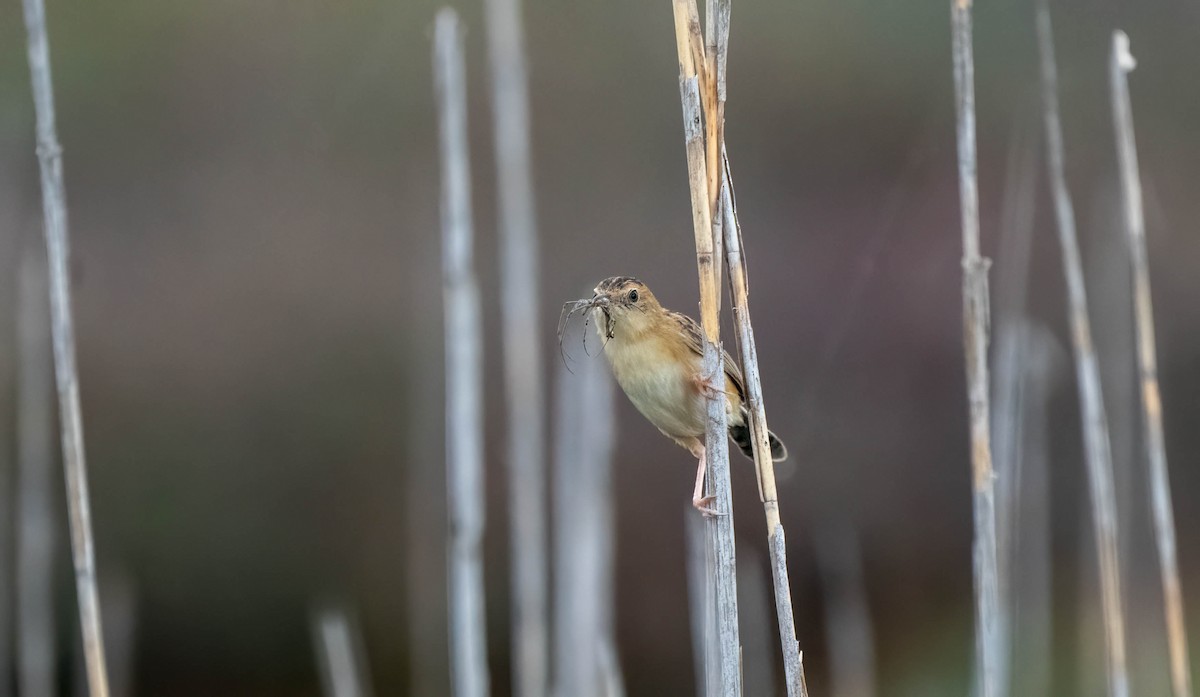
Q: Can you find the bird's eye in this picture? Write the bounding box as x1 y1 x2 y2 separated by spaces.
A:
628 289 639 303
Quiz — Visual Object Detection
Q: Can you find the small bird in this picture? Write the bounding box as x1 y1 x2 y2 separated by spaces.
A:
583 276 786 514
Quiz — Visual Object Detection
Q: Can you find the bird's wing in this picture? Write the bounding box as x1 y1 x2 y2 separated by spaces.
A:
667 310 745 401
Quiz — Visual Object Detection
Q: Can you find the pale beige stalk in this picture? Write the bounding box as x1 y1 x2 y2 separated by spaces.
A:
670 1 741 694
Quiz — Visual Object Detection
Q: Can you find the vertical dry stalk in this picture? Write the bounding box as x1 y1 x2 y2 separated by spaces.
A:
1109 31 1192 697
693 0 808 689
16 241 59 697
19 0 112 694
671 0 718 335
686 512 721 697
949 3 1001 697
1034 4 1129 697
700 0 809 688
551 348 621 697
702 0 730 296
435 10 491 697
670 1 741 693
719 162 806 696
482 0 549 692
311 604 374 697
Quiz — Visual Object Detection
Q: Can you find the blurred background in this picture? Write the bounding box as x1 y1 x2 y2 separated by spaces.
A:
1 0 1198 695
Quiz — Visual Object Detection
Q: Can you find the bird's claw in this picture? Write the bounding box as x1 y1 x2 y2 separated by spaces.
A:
692 494 723 517
691 372 723 400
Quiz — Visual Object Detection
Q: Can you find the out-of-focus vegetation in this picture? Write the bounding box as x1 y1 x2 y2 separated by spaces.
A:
1 0 1198 694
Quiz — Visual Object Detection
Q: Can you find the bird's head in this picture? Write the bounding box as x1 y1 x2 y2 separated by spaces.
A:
590 276 662 340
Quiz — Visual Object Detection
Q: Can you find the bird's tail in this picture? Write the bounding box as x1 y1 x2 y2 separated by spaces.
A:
729 410 787 461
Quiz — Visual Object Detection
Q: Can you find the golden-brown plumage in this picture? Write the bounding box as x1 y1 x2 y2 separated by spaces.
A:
587 276 786 512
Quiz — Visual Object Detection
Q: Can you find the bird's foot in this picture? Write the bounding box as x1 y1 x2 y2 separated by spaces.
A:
692 494 722 517
691 371 723 400
691 448 723 517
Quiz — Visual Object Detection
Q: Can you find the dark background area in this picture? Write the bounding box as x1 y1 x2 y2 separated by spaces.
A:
1 0 1198 694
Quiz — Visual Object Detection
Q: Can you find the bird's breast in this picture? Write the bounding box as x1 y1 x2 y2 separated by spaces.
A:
604 332 705 439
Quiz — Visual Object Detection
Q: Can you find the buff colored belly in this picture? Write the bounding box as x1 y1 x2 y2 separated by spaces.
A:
602 333 710 440
618 357 703 439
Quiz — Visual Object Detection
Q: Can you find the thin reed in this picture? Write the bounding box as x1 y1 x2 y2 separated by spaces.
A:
948 3 1002 697
551 344 622 697
435 9 491 697
1035 3 1129 696
669 0 741 693
19 0 112 693
1109 31 1192 697
482 0 550 691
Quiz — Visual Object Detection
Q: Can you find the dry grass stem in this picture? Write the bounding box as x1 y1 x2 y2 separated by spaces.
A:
949 3 1001 697
692 0 808 689
702 0 730 296
1035 4 1129 696
19 0 111 693
671 1 741 693
719 159 806 696
1109 31 1192 697
552 343 622 697
311 604 374 697
435 10 491 697
482 0 549 690
686 512 721 697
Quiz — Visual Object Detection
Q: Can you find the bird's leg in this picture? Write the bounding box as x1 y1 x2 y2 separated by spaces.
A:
690 443 719 516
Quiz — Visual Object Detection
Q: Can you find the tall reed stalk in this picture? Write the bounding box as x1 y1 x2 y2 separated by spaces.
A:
669 1 740 693
482 0 549 691
551 343 622 697
19 0 111 693
949 4 1001 697
686 513 721 697
720 156 807 697
435 9 491 697
1109 31 1192 697
673 0 816 691
1034 4 1128 696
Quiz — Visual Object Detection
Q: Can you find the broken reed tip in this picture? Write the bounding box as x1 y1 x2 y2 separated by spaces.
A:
1114 30 1137 72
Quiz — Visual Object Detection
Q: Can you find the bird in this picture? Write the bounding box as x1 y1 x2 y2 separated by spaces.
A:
584 276 786 514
